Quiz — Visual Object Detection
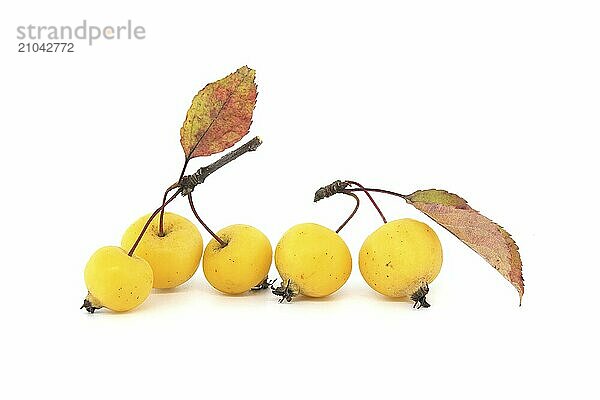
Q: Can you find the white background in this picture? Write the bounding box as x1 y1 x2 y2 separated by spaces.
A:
1 1 599 398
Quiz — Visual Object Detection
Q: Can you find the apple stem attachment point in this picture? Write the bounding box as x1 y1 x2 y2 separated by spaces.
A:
128 188 182 257
130 137 262 257
158 183 181 237
251 277 277 291
159 137 263 239
272 279 298 303
187 193 227 247
80 293 102 314
411 283 431 309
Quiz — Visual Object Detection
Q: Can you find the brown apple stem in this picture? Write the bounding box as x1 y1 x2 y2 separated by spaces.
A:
158 182 181 237
346 187 408 200
336 191 360 233
345 181 388 224
158 137 263 235
314 180 389 227
178 158 190 184
127 188 182 257
187 193 227 247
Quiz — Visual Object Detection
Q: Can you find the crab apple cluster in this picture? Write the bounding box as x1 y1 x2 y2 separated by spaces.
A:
81 67 523 314
82 211 444 312
270 219 442 306
82 213 273 312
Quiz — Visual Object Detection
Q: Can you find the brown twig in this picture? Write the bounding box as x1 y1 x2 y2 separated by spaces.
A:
179 136 262 196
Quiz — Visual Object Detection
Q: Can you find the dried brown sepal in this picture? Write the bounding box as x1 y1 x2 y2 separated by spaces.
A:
271 279 299 303
80 292 103 314
251 277 276 291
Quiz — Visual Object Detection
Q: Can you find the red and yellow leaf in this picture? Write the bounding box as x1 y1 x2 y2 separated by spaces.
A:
180 66 257 159
406 190 524 304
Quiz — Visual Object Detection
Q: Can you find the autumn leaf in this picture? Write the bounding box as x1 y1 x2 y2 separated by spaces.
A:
405 190 524 304
180 66 257 159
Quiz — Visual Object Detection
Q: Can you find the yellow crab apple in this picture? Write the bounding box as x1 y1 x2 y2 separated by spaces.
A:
202 224 272 294
82 246 153 312
121 212 203 289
